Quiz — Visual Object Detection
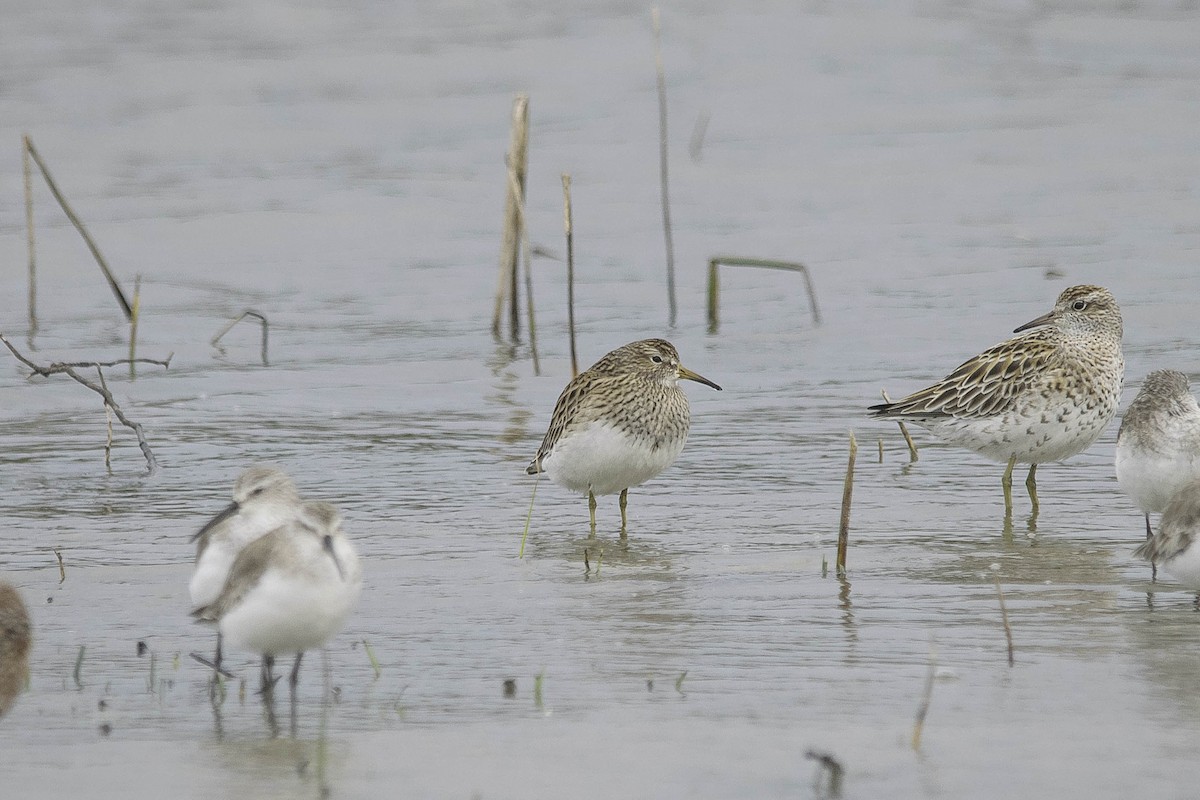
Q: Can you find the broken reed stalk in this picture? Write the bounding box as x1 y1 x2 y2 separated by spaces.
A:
210 310 269 366
23 136 132 320
881 389 918 462
23 137 37 335
706 257 821 332
0 334 162 474
128 275 141 379
362 639 382 680
562 174 579 377
651 8 677 328
836 431 856 577
803 750 845 798
54 549 65 583
994 575 1015 667
73 644 86 688
492 94 530 340
911 645 937 751
504 156 540 374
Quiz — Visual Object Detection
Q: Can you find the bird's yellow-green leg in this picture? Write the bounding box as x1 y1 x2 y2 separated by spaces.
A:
619 489 629 538
588 491 598 536
1002 455 1016 517
1025 464 1039 517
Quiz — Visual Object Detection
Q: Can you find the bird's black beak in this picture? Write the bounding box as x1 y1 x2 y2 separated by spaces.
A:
191 501 239 543
323 534 346 581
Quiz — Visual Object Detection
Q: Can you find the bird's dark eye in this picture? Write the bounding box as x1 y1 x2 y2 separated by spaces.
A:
1072 300 1087 311
651 355 663 364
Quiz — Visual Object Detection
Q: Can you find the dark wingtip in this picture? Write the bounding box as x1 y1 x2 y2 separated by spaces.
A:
525 462 540 475
866 403 893 417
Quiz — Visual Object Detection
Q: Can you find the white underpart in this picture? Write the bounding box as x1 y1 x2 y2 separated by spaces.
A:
221 534 362 657
544 420 687 496
1158 544 1200 589
188 503 300 609
916 406 1110 464
1116 446 1200 515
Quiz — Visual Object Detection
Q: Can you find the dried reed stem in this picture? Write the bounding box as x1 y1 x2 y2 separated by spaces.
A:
562 174 578 377
504 156 539 373
652 8 677 327
23 135 37 335
210 310 269 366
706 256 821 332
128 275 141 379
836 431 857 577
23 136 132 320
493 94 529 339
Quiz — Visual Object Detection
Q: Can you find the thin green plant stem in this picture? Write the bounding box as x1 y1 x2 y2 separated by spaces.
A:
518 474 539 558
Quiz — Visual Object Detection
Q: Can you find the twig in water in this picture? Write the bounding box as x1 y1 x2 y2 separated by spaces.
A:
911 643 937 751
583 548 591 574
674 670 687 694
210 310 269 366
881 389 919 462
652 8 677 327
54 549 65 583
363 639 382 680
38 355 172 373
706 257 821 333
877 437 883 464
533 671 544 709
23 136 132 320
562 174 578 378
836 431 857 577
188 652 237 680
804 750 845 798
518 473 539 559
0 334 160 474
73 645 87 688
994 575 1015 666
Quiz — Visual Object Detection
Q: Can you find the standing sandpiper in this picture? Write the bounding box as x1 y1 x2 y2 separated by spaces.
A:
1116 370 1200 549
869 285 1124 516
192 500 362 694
1134 479 1200 590
526 339 721 536
189 465 305 682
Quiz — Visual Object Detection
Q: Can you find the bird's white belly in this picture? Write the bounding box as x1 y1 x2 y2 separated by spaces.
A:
1159 545 1200 589
1116 447 1200 514
919 407 1110 464
221 569 362 656
544 421 686 496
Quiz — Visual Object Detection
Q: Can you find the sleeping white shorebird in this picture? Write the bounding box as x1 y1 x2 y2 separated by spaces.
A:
189 465 304 682
191 500 362 693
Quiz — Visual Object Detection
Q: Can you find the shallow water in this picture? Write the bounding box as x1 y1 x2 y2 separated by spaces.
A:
3 0 1200 797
